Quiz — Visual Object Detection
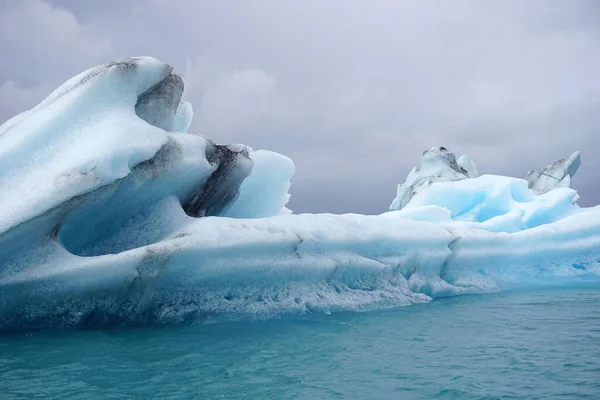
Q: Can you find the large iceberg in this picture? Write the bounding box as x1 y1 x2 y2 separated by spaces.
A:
0 57 599 330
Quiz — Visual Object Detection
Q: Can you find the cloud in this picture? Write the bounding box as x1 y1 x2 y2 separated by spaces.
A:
1 0 599 213
183 58 278 141
0 80 55 123
0 0 113 121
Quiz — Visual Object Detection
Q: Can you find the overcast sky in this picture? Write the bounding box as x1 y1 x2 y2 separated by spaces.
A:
1 0 599 213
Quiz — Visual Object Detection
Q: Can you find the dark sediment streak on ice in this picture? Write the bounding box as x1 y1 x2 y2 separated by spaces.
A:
526 151 581 195
183 141 253 217
135 73 184 131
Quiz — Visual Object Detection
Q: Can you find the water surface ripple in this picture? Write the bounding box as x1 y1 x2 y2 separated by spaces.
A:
1 285 599 399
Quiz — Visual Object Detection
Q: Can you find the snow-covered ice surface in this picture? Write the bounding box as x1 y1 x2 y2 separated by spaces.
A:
0 58 599 330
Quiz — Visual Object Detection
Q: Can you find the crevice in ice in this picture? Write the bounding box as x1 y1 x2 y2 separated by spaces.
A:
80 249 173 329
536 171 562 182
293 233 304 258
403 264 418 281
129 250 172 311
440 228 461 281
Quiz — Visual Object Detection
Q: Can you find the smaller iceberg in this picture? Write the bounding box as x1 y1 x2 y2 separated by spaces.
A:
390 148 582 233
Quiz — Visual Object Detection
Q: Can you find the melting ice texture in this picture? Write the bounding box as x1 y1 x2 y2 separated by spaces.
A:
0 57 599 330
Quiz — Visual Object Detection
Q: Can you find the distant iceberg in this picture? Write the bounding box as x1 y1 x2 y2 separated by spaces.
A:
390 147 582 233
0 57 598 330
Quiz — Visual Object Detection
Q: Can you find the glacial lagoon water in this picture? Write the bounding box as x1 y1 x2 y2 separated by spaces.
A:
1 284 599 399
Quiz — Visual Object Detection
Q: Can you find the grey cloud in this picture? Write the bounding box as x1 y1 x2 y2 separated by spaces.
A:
0 0 114 120
0 0 113 84
1 0 599 213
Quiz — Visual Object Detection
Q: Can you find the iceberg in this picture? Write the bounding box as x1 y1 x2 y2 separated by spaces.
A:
390 148 582 233
0 57 599 330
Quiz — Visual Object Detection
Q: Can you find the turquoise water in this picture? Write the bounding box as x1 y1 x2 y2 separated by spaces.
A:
1 285 599 399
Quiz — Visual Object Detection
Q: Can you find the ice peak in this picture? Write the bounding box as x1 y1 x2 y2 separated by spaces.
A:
389 147 477 211
525 151 581 195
